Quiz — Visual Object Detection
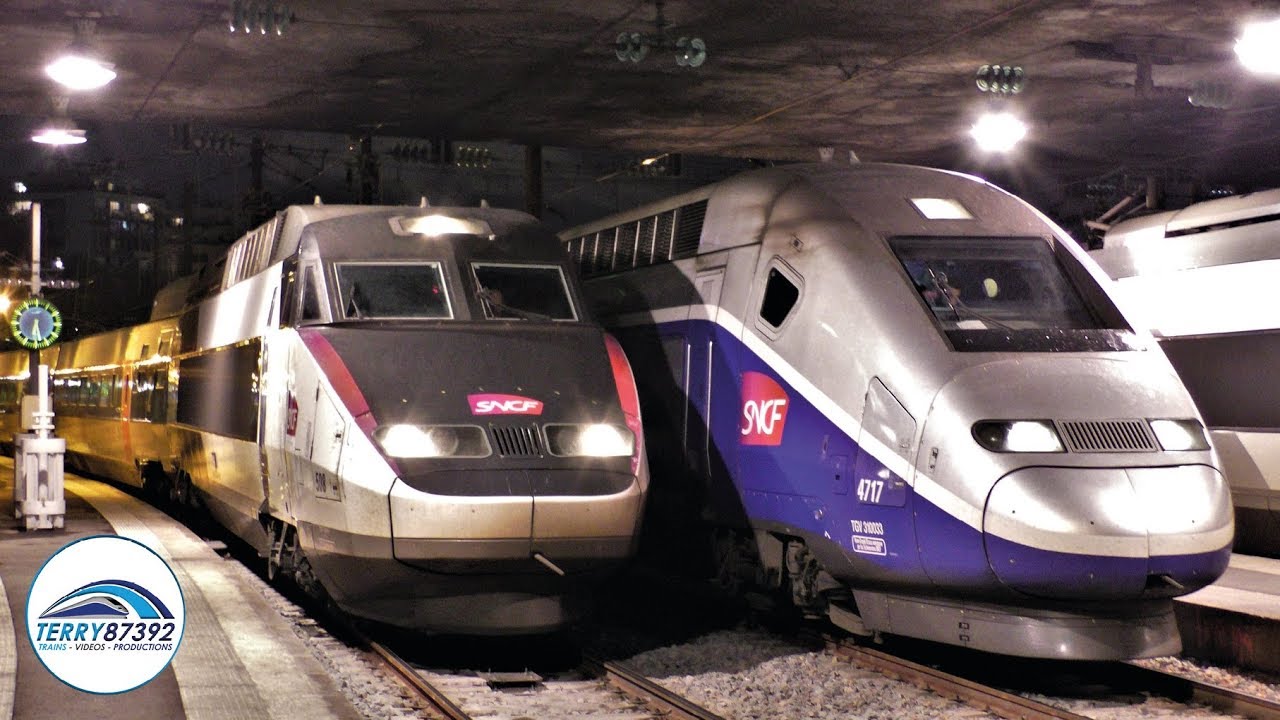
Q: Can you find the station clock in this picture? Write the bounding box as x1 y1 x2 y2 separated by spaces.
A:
10 297 63 349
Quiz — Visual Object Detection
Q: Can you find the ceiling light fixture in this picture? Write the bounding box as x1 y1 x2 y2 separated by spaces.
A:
969 112 1027 153
32 125 87 146
614 0 707 68
45 54 116 91
32 97 88 146
975 64 1026 94
45 19 116 91
1235 18 1280 74
969 63 1029 152
228 0 294 35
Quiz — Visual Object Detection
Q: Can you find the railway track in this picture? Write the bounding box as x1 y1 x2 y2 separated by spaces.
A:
367 637 726 720
824 634 1280 720
824 635 1092 720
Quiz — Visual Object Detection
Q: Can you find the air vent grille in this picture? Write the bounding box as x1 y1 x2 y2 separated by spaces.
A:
1059 420 1156 453
490 424 543 457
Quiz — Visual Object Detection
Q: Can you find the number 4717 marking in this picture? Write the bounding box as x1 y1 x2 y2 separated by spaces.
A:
857 478 884 504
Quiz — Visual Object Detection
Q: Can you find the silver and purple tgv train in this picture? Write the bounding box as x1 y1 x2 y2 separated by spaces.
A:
560 162 1232 659
0 202 648 634
1092 188 1280 557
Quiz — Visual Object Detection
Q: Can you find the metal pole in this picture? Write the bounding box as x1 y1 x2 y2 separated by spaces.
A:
30 202 41 295
26 203 41 395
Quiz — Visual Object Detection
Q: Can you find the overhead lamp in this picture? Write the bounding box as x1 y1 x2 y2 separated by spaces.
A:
32 127 87 145
45 19 116 91
32 98 88 146
1235 18 1280 75
45 54 116 91
969 112 1027 153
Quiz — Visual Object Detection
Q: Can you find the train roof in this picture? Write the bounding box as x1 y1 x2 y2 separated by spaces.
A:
152 202 550 319
561 162 1069 260
1105 187 1280 245
1096 187 1280 279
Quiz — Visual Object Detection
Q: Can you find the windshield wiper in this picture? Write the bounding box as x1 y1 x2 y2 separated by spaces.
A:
346 282 366 318
478 287 552 321
928 269 1012 330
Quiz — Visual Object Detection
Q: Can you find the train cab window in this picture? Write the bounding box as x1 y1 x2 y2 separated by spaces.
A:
890 236 1140 352
335 262 452 319
759 266 801 329
471 263 576 321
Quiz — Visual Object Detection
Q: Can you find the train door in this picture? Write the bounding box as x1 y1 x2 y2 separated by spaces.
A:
689 266 747 523
850 379 924 575
259 335 294 519
308 384 345 503
686 268 724 479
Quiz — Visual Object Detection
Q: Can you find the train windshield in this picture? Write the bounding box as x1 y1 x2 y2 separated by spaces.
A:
891 237 1141 352
335 262 452 319
472 263 577 321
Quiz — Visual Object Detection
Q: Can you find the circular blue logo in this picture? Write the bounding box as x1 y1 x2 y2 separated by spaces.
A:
26 535 186 693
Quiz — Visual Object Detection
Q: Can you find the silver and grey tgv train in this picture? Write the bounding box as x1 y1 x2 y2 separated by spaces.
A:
0 202 648 634
1092 188 1280 556
560 162 1233 659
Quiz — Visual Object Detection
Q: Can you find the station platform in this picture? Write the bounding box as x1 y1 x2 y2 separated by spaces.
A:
0 458 360 720
1175 553 1280 674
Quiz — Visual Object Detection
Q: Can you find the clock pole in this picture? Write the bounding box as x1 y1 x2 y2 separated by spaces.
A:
25 202 41 395
12 201 66 531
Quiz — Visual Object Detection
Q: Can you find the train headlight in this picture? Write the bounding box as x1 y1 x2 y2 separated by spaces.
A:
972 420 1065 453
545 423 635 457
374 424 491 458
1149 419 1210 451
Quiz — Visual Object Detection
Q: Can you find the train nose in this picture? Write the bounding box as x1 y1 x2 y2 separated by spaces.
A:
982 465 1233 599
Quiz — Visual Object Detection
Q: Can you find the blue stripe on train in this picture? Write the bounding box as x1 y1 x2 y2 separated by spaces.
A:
621 315 1229 596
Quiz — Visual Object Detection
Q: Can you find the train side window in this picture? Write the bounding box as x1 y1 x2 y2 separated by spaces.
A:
131 370 152 421
151 369 168 422
759 263 802 331
300 266 322 321
279 258 299 327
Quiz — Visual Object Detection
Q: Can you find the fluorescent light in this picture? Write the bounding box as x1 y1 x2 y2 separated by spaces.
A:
45 54 117 91
969 112 1027 153
1236 19 1280 74
31 127 87 145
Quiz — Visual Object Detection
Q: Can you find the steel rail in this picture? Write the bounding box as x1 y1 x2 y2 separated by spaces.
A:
1120 661 1280 720
367 639 474 720
585 655 728 720
823 635 1093 720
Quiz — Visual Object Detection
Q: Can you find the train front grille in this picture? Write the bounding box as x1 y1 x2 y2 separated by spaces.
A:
490 424 544 457
1058 419 1157 453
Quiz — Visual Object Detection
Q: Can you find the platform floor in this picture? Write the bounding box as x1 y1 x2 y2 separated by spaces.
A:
1175 552 1280 674
0 458 361 720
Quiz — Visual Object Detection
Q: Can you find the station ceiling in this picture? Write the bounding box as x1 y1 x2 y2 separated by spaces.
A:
6 1 1280 206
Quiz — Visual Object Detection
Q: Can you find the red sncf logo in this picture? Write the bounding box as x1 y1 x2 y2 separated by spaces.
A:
468 393 544 415
740 371 789 446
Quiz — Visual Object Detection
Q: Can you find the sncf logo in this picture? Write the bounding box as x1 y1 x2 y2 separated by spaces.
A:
468 393 544 415
740 371 789 446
